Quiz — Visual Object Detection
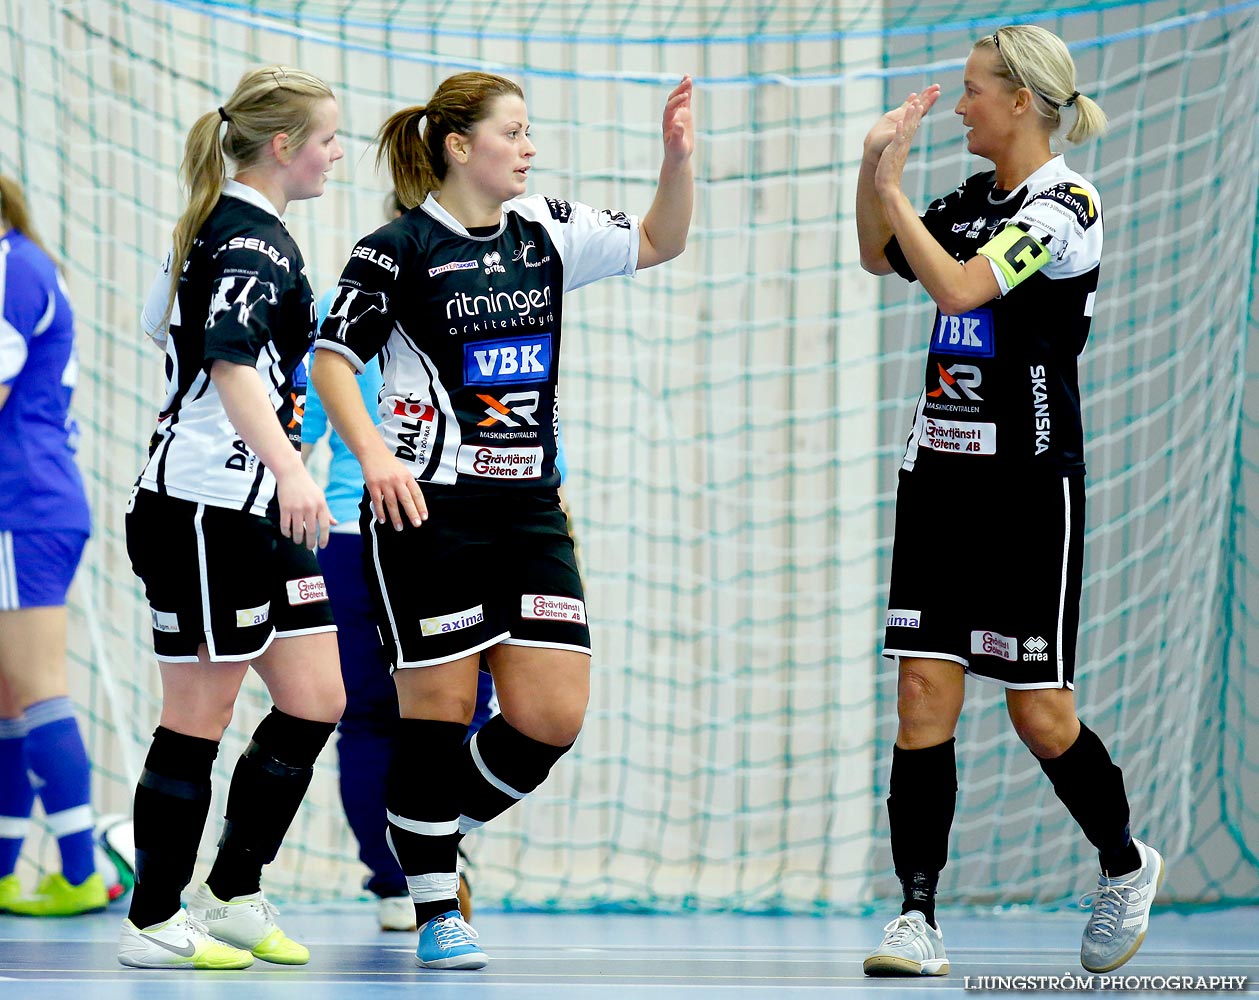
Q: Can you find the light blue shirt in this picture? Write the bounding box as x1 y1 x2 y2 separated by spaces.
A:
303 288 383 527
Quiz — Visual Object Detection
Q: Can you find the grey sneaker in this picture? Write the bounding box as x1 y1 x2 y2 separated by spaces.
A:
863 910 950 976
1080 839 1165 973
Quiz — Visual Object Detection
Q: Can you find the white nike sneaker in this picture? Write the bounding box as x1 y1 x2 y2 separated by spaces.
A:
118 908 254 969
187 882 309 965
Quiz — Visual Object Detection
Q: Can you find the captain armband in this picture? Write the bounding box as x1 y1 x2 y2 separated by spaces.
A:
977 223 1052 293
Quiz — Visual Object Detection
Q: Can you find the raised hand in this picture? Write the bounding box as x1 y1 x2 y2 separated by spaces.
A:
661 75 694 163
864 84 941 162
875 86 941 196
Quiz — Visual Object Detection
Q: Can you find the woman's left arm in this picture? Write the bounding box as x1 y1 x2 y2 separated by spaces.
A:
638 75 695 269
875 90 999 316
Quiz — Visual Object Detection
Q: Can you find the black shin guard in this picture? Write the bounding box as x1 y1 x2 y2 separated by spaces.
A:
128 727 220 929
1037 723 1140 876
888 739 957 927
207 708 336 900
386 719 468 925
457 715 574 835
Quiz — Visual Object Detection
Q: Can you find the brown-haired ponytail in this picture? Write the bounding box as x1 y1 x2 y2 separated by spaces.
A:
376 72 524 208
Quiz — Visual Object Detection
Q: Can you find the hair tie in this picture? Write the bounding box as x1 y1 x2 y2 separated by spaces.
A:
1063 91 1080 109
218 106 231 124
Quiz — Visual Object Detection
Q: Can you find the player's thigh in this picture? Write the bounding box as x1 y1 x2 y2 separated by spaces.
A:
487 644 590 746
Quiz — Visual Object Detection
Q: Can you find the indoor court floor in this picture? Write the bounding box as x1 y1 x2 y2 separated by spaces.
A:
0 902 1255 999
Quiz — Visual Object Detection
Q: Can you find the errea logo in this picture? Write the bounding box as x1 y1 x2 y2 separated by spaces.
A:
1023 636 1049 662
483 251 505 274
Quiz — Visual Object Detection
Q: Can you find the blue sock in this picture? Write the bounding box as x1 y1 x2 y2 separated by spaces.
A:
0 715 34 878
24 698 95 885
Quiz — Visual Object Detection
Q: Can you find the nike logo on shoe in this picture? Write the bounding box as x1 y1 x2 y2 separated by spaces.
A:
139 933 196 957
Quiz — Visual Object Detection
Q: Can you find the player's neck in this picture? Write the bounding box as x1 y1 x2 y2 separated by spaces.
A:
232 170 287 217
433 183 503 231
991 141 1056 193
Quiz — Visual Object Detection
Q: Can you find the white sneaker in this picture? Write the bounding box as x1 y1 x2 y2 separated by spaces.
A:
187 882 309 965
863 910 950 976
378 895 417 932
118 908 254 969
1080 839 1165 973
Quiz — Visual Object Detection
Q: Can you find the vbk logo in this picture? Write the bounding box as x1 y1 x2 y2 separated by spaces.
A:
464 335 552 385
932 309 994 357
483 251 505 274
477 391 540 427
927 362 984 401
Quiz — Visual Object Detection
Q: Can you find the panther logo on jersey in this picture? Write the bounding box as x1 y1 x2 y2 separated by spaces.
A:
206 276 279 329
325 288 389 342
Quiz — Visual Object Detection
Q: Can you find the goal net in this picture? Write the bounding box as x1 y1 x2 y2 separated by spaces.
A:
2 0 1256 911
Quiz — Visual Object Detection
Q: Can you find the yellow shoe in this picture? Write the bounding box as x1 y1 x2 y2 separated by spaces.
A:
6 872 108 916
0 873 21 911
187 882 309 965
118 910 255 969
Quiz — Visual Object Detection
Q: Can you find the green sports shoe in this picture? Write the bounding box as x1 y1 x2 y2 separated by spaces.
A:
6 872 109 916
187 882 309 965
0 873 21 911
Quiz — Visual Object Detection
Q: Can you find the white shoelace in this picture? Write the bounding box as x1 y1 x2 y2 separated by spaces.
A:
433 915 480 950
881 914 928 946
1079 881 1142 939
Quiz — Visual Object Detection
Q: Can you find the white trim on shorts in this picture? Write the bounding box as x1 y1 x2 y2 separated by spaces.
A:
880 649 1075 691
1055 476 1071 689
499 637 593 656
0 531 17 609
273 624 338 640
394 631 511 670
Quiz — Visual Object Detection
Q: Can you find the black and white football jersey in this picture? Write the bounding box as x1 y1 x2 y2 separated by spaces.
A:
887 155 1102 476
315 193 638 491
137 181 317 516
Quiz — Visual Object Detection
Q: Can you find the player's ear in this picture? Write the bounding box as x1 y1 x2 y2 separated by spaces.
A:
272 132 293 165
445 131 469 166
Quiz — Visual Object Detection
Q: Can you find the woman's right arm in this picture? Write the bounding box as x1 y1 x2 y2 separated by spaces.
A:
310 348 427 530
211 359 333 549
855 86 941 275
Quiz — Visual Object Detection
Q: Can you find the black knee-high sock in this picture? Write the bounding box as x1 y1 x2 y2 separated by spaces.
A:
206 708 336 900
386 719 468 926
128 727 219 929
888 739 957 928
456 715 574 839
1037 723 1141 876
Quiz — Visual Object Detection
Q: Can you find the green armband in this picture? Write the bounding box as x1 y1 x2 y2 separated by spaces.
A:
978 224 1052 291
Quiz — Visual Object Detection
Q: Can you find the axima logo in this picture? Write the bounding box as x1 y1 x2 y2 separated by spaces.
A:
886 608 921 629
420 605 485 637
464 335 552 385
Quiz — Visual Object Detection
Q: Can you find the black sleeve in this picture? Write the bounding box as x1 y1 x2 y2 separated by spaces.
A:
884 191 953 283
202 245 293 366
314 225 408 373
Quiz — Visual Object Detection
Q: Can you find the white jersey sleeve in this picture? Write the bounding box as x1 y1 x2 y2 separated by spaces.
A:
511 195 640 292
141 249 176 348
